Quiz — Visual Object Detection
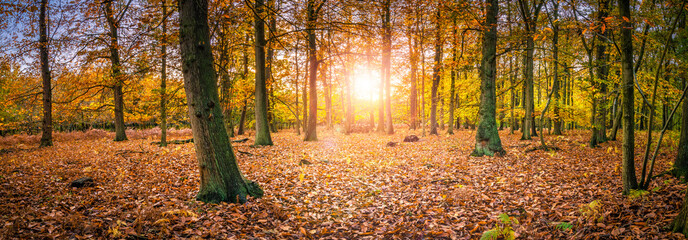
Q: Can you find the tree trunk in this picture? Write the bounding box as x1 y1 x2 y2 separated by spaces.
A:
591 0 611 146
294 41 301 135
420 21 426 136
104 0 127 141
409 25 418 130
237 99 248 135
39 0 52 147
267 0 278 134
610 103 622 140
304 0 319 141
254 0 273 146
429 4 442 136
237 34 250 136
178 0 263 203
518 0 543 140
472 0 504 157
673 190 688 236
676 80 688 178
551 0 562 136
378 61 385 133
324 63 332 129
159 0 168 146
302 57 308 132
344 37 353 135
383 0 394 135
619 0 638 194
447 15 457 135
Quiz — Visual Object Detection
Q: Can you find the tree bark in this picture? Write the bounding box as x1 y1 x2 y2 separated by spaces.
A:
447 15 457 135
178 0 263 203
429 3 442 136
254 0 273 146
676 80 688 177
591 0 611 146
39 0 52 147
267 0 278 134
551 0 562 135
619 0 638 194
160 0 167 147
104 0 127 141
294 41 301 135
518 0 543 140
409 24 418 130
159 0 168 146
472 0 504 157
237 99 248 135
382 0 394 135
237 34 250 136
304 0 320 141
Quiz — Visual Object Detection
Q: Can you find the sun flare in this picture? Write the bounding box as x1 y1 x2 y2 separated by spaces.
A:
352 67 380 101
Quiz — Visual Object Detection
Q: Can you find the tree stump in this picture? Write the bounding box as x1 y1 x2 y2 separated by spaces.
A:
386 142 397 147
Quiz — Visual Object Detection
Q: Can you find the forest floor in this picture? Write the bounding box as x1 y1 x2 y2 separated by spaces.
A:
0 127 685 239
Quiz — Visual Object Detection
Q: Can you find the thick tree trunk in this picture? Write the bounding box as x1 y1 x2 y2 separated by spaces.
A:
39 0 52 147
105 0 127 141
304 0 319 141
429 4 442 136
673 17 688 178
472 0 504 157
178 0 263 203
673 190 688 236
619 0 638 194
254 0 273 146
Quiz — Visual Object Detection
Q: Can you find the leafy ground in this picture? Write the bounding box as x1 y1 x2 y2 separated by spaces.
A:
0 128 685 239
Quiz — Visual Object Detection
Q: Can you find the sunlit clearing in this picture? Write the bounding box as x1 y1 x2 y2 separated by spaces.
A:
353 66 380 100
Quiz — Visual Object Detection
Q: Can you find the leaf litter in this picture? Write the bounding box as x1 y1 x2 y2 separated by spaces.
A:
0 129 685 239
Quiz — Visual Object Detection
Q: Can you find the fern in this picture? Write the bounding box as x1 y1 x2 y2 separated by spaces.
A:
554 222 573 231
480 229 500 240
481 213 518 240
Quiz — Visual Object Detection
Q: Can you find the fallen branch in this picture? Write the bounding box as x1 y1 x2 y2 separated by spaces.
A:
525 145 561 153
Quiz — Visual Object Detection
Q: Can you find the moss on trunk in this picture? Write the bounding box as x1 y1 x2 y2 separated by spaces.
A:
179 0 263 203
472 0 504 157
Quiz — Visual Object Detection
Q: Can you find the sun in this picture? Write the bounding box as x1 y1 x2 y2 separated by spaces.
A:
352 66 380 101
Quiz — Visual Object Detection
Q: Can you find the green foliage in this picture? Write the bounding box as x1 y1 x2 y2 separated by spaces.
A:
481 213 518 240
627 189 650 200
553 222 573 231
579 200 604 223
